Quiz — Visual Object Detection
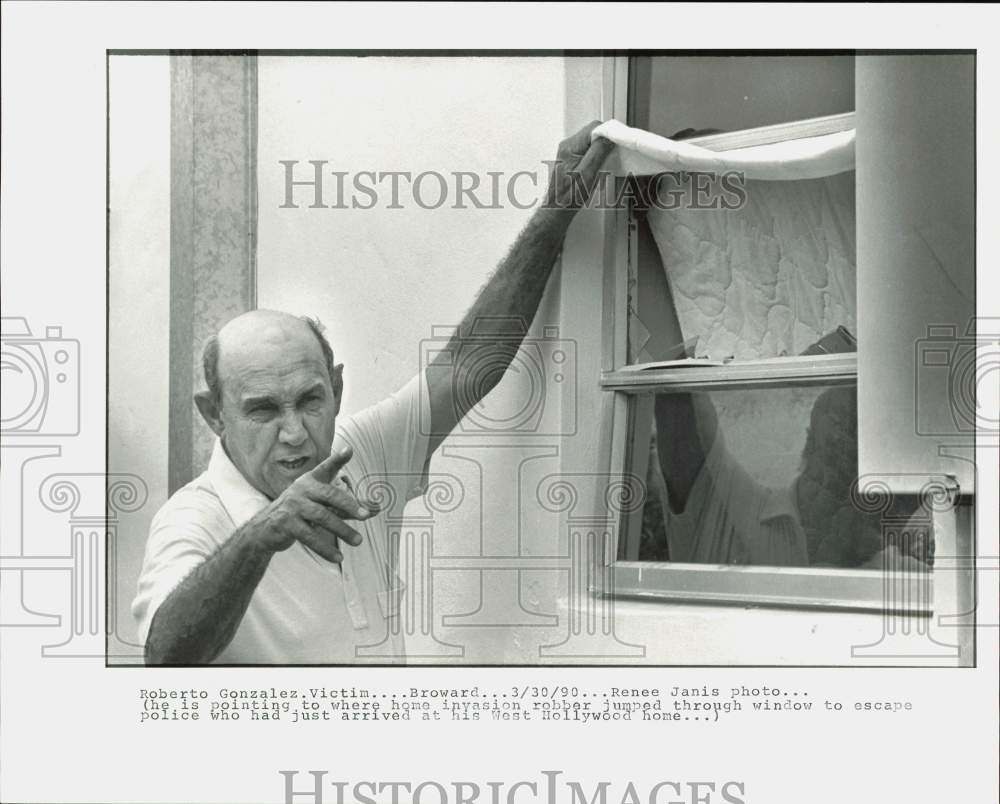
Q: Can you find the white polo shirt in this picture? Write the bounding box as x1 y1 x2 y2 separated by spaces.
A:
132 373 430 664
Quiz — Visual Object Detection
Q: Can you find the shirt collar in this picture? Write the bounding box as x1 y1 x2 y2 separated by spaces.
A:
207 438 271 529
759 478 802 525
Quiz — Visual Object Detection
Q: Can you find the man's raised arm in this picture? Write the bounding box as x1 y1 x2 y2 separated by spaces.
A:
423 121 615 454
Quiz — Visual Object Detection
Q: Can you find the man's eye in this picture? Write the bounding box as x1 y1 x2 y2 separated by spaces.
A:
247 407 275 421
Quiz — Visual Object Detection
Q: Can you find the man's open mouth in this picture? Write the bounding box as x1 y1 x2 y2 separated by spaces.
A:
277 457 309 471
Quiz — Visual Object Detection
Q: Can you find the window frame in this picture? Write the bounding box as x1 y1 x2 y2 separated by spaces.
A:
597 55 949 614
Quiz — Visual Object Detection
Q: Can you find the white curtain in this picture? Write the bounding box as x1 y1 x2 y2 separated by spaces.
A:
592 119 855 181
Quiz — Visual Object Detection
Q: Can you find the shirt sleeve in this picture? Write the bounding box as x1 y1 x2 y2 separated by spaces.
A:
334 371 432 518
130 491 225 646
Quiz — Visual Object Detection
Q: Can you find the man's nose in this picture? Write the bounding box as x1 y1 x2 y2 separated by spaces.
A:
277 411 308 446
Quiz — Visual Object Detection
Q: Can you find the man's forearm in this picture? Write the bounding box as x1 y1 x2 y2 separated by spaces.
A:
427 207 575 442
144 525 273 665
456 207 574 348
472 205 573 309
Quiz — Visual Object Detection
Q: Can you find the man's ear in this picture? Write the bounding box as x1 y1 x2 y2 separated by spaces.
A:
331 363 344 414
194 391 225 437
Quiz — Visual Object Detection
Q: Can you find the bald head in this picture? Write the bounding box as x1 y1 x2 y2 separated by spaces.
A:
203 310 336 410
195 310 344 499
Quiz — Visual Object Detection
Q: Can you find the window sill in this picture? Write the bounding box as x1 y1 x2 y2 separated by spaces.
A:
605 561 933 616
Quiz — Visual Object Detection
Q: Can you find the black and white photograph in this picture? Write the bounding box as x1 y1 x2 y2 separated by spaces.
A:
104 50 977 667
1 4 998 804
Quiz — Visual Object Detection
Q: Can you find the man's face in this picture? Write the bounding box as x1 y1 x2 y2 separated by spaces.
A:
214 317 340 500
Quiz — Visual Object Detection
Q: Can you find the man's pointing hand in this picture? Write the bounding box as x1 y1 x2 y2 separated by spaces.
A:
248 445 381 564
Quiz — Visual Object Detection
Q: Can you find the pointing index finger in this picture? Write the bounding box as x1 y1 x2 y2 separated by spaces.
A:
309 445 353 484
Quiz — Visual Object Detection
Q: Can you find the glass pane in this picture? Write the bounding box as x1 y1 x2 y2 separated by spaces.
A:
629 172 857 363
622 385 934 571
629 55 854 137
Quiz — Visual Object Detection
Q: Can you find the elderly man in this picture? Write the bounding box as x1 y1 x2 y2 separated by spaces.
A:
132 123 614 665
